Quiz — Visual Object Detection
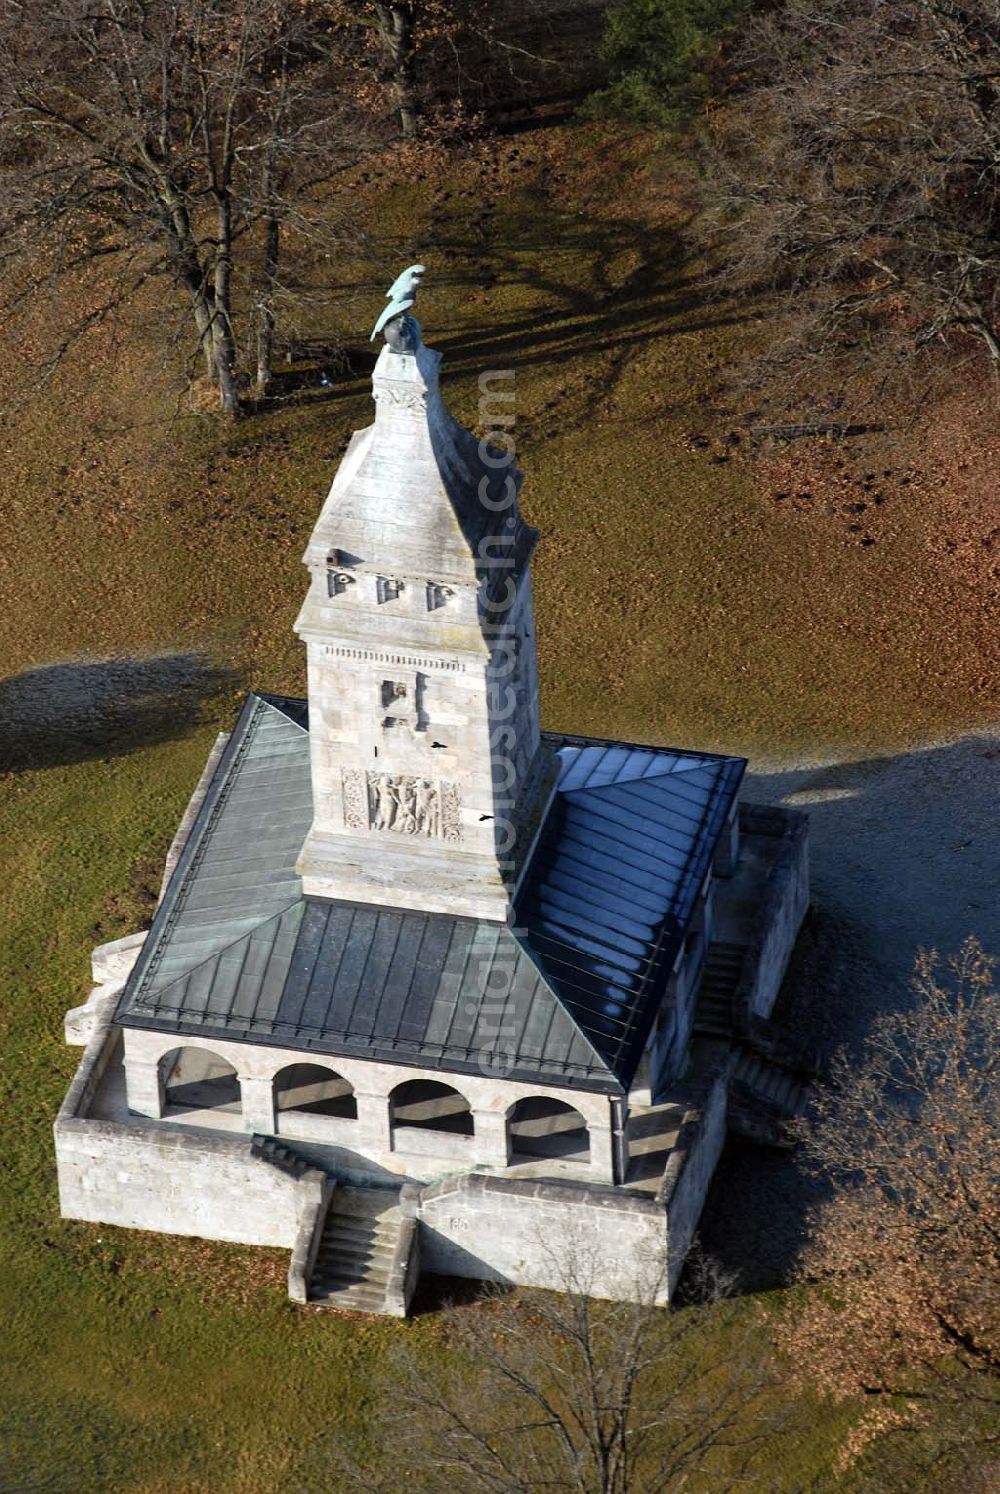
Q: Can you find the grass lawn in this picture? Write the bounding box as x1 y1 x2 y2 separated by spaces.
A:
2 120 993 1488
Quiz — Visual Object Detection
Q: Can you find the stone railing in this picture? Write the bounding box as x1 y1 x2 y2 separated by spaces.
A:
384 1183 422 1317
734 803 809 1025
287 1180 336 1305
57 998 123 1120
392 1126 474 1161
657 1066 729 1295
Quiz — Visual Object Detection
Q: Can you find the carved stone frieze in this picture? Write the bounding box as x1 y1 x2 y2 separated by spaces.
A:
342 769 462 842
373 383 427 412
341 769 369 833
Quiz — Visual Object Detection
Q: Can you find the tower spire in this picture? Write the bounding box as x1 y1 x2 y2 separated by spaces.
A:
294 269 555 920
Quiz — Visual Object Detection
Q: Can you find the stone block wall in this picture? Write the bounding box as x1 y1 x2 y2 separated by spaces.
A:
56 1011 325 1249
736 804 810 1021
659 1070 728 1294
56 1119 318 1247
417 1173 669 1304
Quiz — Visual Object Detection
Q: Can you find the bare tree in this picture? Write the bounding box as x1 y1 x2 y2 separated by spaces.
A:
353 2 564 140
702 0 1000 394
373 3 420 137
783 939 1000 1474
0 0 369 413
359 1247 782 1493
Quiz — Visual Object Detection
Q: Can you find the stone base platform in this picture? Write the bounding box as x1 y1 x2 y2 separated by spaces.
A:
54 1001 728 1310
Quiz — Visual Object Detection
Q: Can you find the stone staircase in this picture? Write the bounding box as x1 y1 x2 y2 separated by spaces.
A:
728 1048 811 1147
694 941 746 1036
251 1134 313 1179
308 1186 405 1313
623 1101 688 1194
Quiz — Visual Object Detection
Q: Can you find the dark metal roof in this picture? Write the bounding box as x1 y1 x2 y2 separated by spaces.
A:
116 695 744 1094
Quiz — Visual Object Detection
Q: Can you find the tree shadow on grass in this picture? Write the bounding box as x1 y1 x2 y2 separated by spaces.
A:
247 212 762 423
0 653 239 773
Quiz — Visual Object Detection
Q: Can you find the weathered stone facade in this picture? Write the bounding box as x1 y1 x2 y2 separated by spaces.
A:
294 340 553 920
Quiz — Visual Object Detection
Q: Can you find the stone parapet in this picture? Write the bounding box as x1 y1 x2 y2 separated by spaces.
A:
734 803 810 1023
416 1169 669 1304
385 1212 420 1318
288 1181 336 1304
656 1069 729 1294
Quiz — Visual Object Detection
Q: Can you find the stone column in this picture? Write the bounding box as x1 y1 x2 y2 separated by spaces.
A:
356 1090 392 1154
588 1114 616 1185
471 1108 510 1167
628 1050 653 1109
240 1075 276 1135
125 1058 164 1119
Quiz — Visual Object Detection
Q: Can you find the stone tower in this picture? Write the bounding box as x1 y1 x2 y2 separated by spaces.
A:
294 294 554 920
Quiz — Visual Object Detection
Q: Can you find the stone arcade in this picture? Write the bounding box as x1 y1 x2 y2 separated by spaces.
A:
54 272 809 1313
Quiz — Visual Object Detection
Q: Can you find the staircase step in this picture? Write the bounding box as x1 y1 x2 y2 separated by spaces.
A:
320 1218 395 1241
252 1136 312 1178
316 1244 396 1270
332 1188 402 1218
311 1285 390 1311
694 942 749 1039
315 1255 393 1279
731 1056 808 1120
314 1271 390 1292
313 1272 392 1296
305 1185 406 1316
311 1275 389 1297
316 1231 392 1251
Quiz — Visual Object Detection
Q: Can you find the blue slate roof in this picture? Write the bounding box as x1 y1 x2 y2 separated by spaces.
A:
116 695 744 1094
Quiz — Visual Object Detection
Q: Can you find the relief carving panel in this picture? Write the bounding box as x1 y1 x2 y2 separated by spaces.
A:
341 769 462 843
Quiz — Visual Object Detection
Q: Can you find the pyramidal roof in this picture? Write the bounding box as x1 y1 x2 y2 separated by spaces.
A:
116 694 744 1093
304 342 535 585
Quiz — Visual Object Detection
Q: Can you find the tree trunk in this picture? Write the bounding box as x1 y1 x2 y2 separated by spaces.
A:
375 2 419 137
256 203 280 397
156 174 221 389
212 198 241 415
189 283 218 384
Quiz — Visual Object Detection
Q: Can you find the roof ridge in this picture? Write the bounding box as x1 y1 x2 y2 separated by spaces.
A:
256 693 309 733
508 926 618 1083
135 899 304 1008
544 729 747 767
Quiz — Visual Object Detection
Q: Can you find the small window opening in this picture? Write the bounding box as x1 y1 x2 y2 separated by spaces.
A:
377 576 405 604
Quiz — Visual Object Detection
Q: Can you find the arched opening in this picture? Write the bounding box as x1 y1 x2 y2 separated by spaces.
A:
159 1046 240 1114
273 1063 357 1120
508 1097 590 1163
390 1079 473 1138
